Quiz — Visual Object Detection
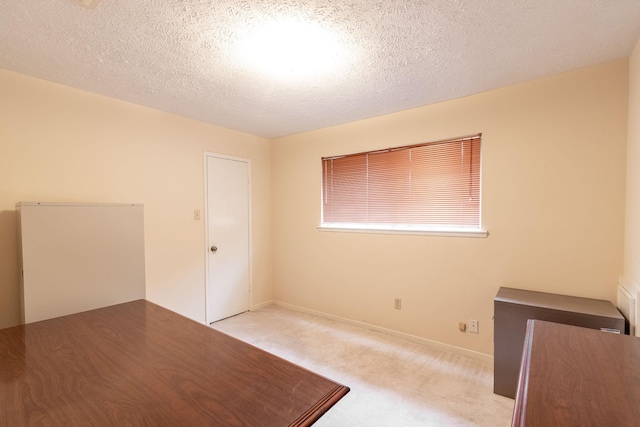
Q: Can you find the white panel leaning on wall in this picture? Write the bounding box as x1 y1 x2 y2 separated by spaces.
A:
16 202 146 324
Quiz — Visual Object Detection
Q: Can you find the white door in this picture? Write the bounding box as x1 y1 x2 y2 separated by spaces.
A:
205 153 251 323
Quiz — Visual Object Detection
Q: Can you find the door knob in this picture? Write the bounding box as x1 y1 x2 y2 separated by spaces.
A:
211 246 218 253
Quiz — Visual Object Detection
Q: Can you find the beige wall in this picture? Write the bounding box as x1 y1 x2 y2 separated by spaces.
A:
625 40 640 288
272 59 629 356
0 69 272 329
1 57 631 356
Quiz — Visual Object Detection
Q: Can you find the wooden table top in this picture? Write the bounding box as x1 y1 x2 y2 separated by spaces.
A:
512 320 640 426
0 300 349 426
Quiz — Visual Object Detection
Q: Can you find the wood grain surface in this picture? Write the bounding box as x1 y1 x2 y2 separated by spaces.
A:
0 300 349 426
512 320 640 426
494 287 625 398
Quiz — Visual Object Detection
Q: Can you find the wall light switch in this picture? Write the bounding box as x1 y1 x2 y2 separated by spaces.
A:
194 210 201 220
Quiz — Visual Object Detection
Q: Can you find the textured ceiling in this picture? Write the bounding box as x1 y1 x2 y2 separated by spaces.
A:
1 0 640 138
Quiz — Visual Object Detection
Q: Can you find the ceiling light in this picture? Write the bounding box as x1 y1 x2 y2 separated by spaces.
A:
236 18 346 81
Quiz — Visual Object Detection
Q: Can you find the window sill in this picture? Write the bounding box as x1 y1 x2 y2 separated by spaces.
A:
317 224 488 238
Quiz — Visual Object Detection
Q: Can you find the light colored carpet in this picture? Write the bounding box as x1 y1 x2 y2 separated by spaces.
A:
211 305 514 427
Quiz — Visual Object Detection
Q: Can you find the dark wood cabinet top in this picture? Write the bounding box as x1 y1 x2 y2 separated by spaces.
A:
0 300 349 426
496 287 624 319
512 320 640 427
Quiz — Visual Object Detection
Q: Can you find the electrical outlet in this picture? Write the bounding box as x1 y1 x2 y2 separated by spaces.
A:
394 298 402 310
469 319 479 334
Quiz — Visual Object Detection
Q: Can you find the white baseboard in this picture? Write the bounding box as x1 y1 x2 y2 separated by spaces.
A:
619 276 640 336
251 299 276 310
265 300 493 366
619 276 640 296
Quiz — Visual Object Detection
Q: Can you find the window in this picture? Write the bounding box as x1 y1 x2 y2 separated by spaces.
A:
320 133 485 236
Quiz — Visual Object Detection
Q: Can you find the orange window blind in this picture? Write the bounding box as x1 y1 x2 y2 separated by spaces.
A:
322 134 482 229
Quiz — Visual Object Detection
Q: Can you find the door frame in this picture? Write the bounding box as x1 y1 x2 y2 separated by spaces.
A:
203 152 252 325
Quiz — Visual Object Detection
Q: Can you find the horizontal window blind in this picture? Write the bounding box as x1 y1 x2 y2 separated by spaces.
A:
322 134 481 229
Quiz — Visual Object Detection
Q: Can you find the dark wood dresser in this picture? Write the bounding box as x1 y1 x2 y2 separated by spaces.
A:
513 320 640 426
494 287 625 398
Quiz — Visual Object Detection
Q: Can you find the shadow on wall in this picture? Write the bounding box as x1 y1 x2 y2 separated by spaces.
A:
0 209 20 328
